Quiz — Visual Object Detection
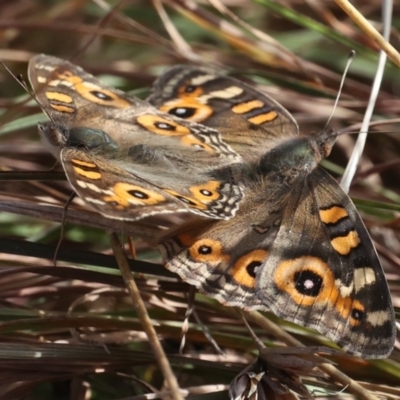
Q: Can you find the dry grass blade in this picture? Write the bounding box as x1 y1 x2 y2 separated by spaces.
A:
341 1 392 192
153 0 200 62
335 0 400 67
108 232 184 400
168 0 304 69
207 0 305 71
244 310 381 400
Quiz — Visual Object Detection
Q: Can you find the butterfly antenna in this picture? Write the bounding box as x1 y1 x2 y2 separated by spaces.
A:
0 59 29 92
323 50 356 133
0 59 53 127
0 58 55 124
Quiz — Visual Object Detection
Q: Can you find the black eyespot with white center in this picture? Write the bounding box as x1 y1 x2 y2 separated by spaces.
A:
198 245 212 255
184 85 197 93
351 308 365 322
200 189 213 197
247 261 261 278
128 190 149 199
170 107 197 118
154 121 175 130
90 91 113 101
294 270 323 297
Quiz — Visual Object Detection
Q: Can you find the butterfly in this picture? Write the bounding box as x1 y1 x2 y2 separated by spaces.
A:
150 65 396 359
28 55 243 221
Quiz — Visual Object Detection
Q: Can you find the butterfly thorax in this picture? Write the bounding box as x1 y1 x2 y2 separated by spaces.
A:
39 122 119 158
255 135 330 185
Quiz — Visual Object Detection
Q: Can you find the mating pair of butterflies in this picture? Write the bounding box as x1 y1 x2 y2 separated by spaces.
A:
28 54 396 359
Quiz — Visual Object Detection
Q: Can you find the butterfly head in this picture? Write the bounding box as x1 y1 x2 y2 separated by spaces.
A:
312 128 338 159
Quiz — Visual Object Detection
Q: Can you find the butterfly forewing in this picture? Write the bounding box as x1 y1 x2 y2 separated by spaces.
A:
28 55 243 220
310 169 395 356
148 65 300 162
253 168 395 358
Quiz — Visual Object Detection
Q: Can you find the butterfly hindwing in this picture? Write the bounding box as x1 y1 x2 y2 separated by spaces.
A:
60 147 187 220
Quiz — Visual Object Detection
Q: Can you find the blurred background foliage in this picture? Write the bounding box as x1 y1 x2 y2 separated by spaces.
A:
0 0 399 399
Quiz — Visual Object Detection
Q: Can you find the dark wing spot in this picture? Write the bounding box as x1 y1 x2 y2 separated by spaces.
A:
184 85 197 93
90 90 113 101
246 261 261 278
198 245 212 255
351 308 365 321
294 270 323 297
169 107 197 118
154 121 175 130
128 190 150 199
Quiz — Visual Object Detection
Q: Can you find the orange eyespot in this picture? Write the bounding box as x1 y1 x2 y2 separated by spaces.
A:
189 181 221 202
136 115 190 136
103 183 166 208
231 250 268 288
188 239 230 264
274 256 364 325
160 100 213 122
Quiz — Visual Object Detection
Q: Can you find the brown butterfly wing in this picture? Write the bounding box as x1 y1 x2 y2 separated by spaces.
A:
60 147 186 220
29 55 244 220
148 65 299 162
160 136 395 358
28 55 240 164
